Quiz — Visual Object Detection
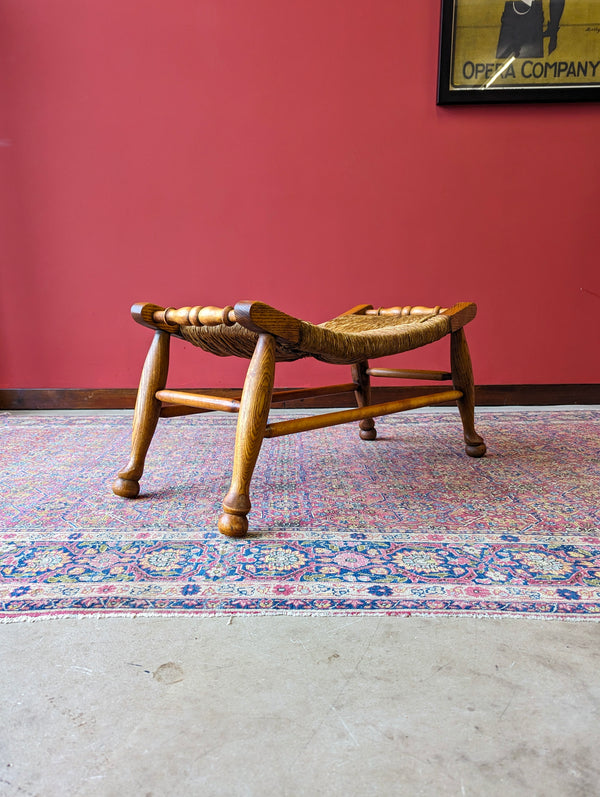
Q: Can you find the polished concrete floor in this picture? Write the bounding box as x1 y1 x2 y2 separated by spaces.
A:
3 615 600 796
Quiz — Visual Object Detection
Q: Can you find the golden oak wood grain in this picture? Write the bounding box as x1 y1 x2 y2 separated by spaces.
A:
157 305 236 327
233 301 301 343
218 334 276 537
352 360 377 440
366 368 452 381
112 330 170 498
271 383 355 403
156 389 241 413
159 405 213 418
264 390 463 438
365 305 444 316
451 327 486 457
340 304 373 316
442 302 478 331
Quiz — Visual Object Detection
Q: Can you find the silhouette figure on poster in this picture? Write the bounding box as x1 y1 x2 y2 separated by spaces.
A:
496 0 566 59
545 0 565 54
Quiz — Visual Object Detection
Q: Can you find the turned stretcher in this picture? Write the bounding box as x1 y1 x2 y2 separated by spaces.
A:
112 301 486 536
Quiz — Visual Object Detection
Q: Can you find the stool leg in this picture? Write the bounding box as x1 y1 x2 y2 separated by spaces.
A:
218 334 276 537
451 328 486 458
113 330 170 498
352 361 377 440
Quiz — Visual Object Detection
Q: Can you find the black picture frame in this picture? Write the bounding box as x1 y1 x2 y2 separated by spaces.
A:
437 0 600 104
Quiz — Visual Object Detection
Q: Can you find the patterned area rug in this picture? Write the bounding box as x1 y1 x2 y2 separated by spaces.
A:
1 410 599 620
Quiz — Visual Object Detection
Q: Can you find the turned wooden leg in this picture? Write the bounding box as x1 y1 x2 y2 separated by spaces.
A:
218 334 276 537
352 361 377 440
112 330 170 497
451 328 486 458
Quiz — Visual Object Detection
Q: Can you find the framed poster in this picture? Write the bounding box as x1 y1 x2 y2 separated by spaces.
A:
438 0 600 103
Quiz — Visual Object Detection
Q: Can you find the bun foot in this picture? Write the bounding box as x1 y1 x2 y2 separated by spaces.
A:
218 512 249 538
112 477 140 498
465 441 487 458
359 418 377 441
359 428 377 440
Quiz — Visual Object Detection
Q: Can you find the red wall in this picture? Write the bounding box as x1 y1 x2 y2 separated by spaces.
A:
1 0 599 390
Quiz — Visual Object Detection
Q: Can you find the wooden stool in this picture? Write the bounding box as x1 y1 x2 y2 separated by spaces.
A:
113 301 486 536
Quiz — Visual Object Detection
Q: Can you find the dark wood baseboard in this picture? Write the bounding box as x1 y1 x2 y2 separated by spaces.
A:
1 385 599 410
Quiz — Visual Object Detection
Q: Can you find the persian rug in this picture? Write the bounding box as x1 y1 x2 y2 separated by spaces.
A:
1 410 599 620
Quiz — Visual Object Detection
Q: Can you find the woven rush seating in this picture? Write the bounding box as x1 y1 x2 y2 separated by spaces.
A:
179 306 452 364
113 300 487 537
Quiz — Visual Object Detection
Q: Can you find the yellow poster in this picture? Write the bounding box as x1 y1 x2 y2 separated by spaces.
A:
446 0 600 92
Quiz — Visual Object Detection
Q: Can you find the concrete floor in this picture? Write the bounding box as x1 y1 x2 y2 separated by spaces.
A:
2 615 600 797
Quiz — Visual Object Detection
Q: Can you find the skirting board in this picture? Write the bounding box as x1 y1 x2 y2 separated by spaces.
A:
1 385 599 410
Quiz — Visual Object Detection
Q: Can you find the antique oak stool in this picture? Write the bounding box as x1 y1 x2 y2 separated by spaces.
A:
112 301 486 536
